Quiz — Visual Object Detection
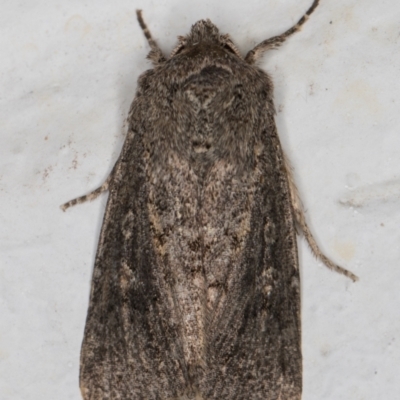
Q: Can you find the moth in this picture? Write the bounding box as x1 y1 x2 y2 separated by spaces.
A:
62 1 357 398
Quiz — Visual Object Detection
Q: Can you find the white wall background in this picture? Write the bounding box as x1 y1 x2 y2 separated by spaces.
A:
1 0 399 399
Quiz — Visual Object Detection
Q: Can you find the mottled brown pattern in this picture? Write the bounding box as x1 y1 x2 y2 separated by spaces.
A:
62 1 356 399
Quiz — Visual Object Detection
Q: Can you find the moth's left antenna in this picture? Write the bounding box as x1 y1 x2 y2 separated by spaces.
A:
136 10 166 65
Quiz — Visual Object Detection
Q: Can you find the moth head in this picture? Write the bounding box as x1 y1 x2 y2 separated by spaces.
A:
170 20 242 59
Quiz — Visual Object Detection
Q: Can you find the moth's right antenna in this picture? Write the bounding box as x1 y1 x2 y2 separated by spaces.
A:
245 0 320 64
136 10 166 66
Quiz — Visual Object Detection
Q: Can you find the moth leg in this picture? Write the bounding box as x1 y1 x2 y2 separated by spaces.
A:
136 10 166 65
284 156 359 282
245 0 320 64
61 166 116 211
61 181 109 211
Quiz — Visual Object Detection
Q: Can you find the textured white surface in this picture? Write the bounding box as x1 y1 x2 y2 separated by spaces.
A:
1 0 399 399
